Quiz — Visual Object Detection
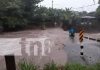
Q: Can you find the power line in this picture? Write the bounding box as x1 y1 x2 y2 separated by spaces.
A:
72 3 98 10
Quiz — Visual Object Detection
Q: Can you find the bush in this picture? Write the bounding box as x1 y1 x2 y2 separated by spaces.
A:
2 17 27 31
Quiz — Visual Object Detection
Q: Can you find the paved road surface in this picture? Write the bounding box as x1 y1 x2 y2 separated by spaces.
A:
64 32 100 65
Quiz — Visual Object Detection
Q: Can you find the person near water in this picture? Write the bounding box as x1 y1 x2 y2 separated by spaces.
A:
69 27 76 37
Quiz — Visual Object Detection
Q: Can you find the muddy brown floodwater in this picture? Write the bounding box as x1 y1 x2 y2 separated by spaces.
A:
0 28 68 70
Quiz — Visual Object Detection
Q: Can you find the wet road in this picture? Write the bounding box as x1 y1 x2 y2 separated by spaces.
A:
64 33 100 65
0 28 100 70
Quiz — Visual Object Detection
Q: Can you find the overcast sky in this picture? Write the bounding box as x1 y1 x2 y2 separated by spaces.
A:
39 0 99 12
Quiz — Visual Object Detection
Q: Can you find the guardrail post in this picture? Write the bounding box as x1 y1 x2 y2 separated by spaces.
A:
79 29 84 56
5 55 16 70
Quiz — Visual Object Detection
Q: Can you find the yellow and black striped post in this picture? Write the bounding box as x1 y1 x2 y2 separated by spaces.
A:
79 29 84 56
79 30 84 42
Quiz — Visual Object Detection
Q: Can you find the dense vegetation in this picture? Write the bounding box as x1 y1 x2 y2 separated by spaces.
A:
0 0 43 31
0 0 100 31
0 0 73 31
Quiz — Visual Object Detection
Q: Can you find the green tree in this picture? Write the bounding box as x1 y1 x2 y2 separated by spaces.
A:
0 0 43 31
96 6 100 17
99 0 100 4
96 0 100 16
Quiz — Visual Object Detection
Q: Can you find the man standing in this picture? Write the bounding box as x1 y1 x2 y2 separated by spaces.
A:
69 26 76 38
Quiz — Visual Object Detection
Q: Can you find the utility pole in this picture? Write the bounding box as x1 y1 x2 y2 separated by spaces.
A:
52 0 53 9
40 2 41 8
52 0 56 27
93 0 95 4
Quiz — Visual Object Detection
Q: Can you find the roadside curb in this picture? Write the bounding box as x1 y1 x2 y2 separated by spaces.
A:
84 36 100 42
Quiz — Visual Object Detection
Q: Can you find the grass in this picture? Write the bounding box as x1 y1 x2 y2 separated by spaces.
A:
18 61 38 70
19 61 100 70
43 61 58 70
64 63 86 70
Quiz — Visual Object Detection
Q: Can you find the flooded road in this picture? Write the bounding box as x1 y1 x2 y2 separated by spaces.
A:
64 33 100 65
0 28 100 70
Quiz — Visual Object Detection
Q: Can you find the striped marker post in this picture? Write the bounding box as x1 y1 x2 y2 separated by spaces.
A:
79 30 84 56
